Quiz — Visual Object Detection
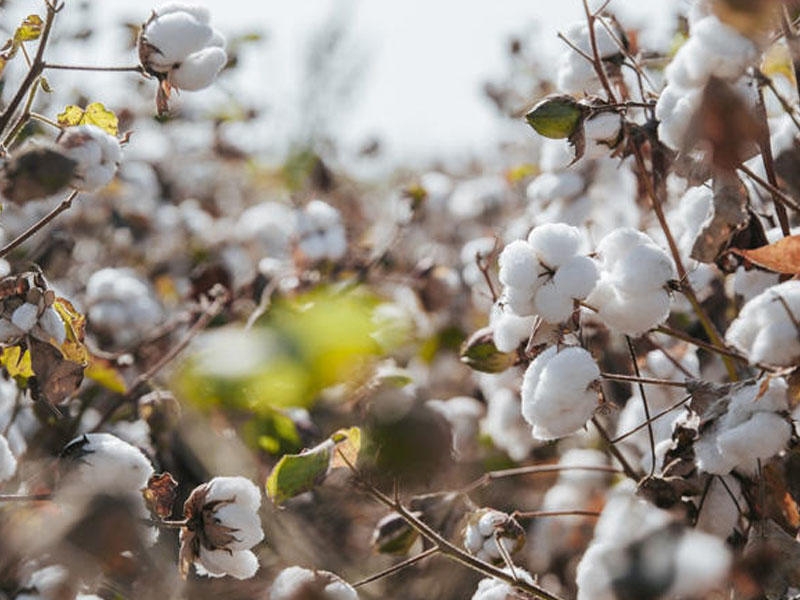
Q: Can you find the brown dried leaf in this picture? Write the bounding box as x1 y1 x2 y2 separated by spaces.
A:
28 337 84 405
143 472 179 519
690 174 749 263
730 234 800 275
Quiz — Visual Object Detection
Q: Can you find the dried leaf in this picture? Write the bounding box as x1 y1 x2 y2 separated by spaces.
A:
143 472 179 519
0 145 76 204
28 337 84 405
730 234 800 275
690 174 749 263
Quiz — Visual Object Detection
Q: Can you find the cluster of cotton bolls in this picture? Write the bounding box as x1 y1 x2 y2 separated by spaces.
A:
575 480 732 600
496 223 597 327
528 449 609 572
138 3 227 92
616 347 699 473
58 125 122 193
656 13 760 150
521 345 600 440
586 227 676 336
694 378 792 475
726 280 800 366
462 508 525 563
85 267 165 348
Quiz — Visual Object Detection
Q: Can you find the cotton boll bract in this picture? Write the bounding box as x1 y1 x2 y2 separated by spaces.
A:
179 476 264 580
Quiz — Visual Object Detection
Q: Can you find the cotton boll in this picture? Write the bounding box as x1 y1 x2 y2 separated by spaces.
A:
527 171 585 201
695 476 743 539
169 46 227 90
59 125 122 192
583 113 622 159
553 255 598 299
655 85 703 150
295 200 347 262
271 566 359 600
504 286 536 316
0 434 17 482
521 346 599 440
595 227 652 266
715 412 791 474
668 529 731 597
489 304 533 353
609 243 675 295
498 240 541 290
480 388 536 461
60 433 153 495
195 548 259 580
533 281 573 323
527 222 583 268
588 281 671 336
471 567 535 600
143 11 213 68
11 303 39 332
36 307 66 345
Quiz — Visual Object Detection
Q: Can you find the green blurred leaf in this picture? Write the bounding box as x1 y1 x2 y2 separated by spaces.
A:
525 95 583 139
460 327 516 373
266 442 332 505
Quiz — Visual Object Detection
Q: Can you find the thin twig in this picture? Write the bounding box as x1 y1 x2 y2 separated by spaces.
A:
601 372 687 388
513 509 601 520
591 416 640 481
739 163 800 212
0 493 53 502
626 335 656 478
611 394 691 444
340 452 565 600
582 0 617 102
0 190 79 259
43 62 145 73
755 83 791 236
460 464 621 494
352 547 439 588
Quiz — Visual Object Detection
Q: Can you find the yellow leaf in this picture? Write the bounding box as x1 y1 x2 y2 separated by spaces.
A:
57 105 85 128
0 57 7 79
0 346 33 379
82 102 119 136
13 15 43 43
53 297 89 365
85 359 127 394
56 103 119 136
329 426 361 469
762 42 797 88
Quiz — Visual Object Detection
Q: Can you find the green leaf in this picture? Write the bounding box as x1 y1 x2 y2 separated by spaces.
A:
525 95 584 139
330 426 361 469
13 15 43 43
56 102 119 136
266 442 332 505
460 327 517 373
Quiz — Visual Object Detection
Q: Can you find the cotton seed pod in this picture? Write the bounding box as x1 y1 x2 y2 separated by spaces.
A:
462 508 525 563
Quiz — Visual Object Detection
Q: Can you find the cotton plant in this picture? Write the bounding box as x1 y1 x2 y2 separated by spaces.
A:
462 508 525 564
586 227 676 336
694 377 792 476
656 13 761 150
521 345 600 440
528 449 609 572
85 267 165 348
725 280 800 366
575 480 732 600
497 222 598 326
179 475 265 580
56 125 123 193
270 566 358 600
138 3 227 92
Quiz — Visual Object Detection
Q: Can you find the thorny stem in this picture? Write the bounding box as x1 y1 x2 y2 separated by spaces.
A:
0 493 53 502
0 190 80 259
739 163 800 212
754 83 791 236
600 372 687 388
629 141 738 381
0 1 60 136
611 393 691 444
340 452 565 600
591 416 640 481
43 62 145 74
626 336 656 478
513 509 601 520
352 547 439 588
460 464 622 494
582 0 617 103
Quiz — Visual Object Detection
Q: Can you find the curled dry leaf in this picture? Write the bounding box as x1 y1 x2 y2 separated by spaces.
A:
143 472 179 519
730 234 800 275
